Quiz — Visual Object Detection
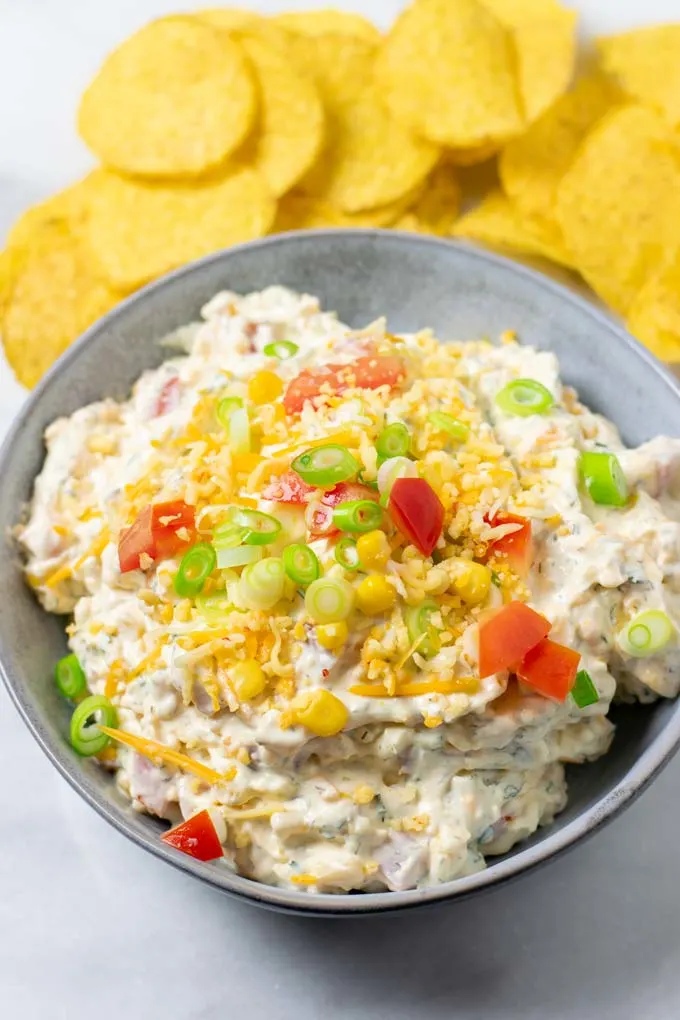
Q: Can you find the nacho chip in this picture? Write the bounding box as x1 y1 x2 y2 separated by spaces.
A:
499 69 620 225
284 32 376 109
374 0 522 148
274 10 381 43
481 0 577 123
556 104 680 314
628 253 680 362
446 143 499 166
2 218 121 388
453 189 573 266
6 175 100 250
78 16 256 177
197 7 293 48
393 163 461 235
273 187 424 232
598 25 680 127
85 168 275 291
237 33 324 197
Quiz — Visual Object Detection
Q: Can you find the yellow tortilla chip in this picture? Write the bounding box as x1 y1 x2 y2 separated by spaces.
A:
453 189 573 266
273 187 424 232
197 8 293 49
6 175 100 250
481 0 577 122
274 10 381 43
85 167 276 291
393 164 461 235
598 25 680 127
499 68 620 225
78 16 256 176
237 33 324 197
628 253 680 362
2 218 121 388
556 104 680 314
284 32 376 109
374 0 523 148
446 143 499 166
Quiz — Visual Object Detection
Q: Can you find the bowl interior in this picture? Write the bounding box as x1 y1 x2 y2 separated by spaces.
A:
2 230 679 914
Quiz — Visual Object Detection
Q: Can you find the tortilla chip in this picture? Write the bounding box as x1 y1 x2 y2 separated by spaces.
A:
598 25 680 127
274 10 381 43
453 189 573 266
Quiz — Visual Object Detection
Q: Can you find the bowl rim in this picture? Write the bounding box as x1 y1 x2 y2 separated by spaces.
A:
3 228 680 916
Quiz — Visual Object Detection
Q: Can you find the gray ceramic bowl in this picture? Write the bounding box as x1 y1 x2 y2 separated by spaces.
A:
2 230 680 916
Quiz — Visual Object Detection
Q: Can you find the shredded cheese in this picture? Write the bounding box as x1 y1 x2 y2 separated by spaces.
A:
99 726 236 784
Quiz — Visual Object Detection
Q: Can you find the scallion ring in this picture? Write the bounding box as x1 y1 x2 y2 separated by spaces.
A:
617 609 675 658
195 590 235 623
212 524 249 550
174 543 217 598
70 695 117 757
578 451 628 507
216 396 244 430
335 536 360 570
239 557 286 610
228 407 251 455
55 653 87 700
404 600 441 658
263 340 299 360
333 499 383 533
495 378 554 417
427 411 469 443
221 508 282 546
376 422 410 460
377 455 417 497
571 669 599 708
215 545 263 569
291 444 361 486
283 543 320 586
305 577 355 623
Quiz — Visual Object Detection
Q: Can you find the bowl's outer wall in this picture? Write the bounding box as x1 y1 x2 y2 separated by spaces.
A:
2 231 680 915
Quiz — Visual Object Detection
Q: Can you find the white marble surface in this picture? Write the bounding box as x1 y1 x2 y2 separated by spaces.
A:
2 2 680 1018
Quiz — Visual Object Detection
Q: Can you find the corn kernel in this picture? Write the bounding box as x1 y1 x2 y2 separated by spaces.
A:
356 574 397 615
292 689 348 736
450 560 491 605
353 784 376 805
232 659 267 701
356 530 391 570
248 370 283 405
316 621 349 651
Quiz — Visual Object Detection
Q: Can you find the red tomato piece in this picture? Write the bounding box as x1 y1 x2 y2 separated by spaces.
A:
478 601 552 679
261 470 316 504
161 809 223 862
517 638 581 702
283 355 405 414
308 482 379 539
388 477 444 556
118 500 195 572
153 377 181 417
486 511 533 576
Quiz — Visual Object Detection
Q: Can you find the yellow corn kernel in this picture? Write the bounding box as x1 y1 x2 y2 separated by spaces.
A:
292 689 348 736
356 530 391 570
232 659 267 701
353 784 376 805
316 621 349 651
356 574 397 615
450 560 491 606
248 370 283 405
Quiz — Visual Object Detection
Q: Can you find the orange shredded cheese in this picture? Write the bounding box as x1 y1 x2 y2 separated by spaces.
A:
290 873 318 886
98 726 236 784
349 677 479 698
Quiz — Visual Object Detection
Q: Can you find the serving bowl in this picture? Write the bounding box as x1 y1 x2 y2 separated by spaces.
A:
2 230 680 916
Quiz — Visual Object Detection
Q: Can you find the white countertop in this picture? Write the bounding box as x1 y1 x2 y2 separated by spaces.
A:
2 3 680 1018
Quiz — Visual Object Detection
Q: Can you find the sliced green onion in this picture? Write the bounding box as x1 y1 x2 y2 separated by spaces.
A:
335 536 360 570
55 653 87 700
283 543 320 585
215 545 263 569
333 499 383 533
195 589 235 623
617 609 675 657
427 411 469 443
495 378 554 417
228 407 251 455
404 600 441 658
219 508 282 546
357 469 379 491
216 396 244 430
305 576 355 623
264 340 299 360
377 455 418 497
376 422 410 459
578 451 628 507
174 543 216 598
571 669 599 708
239 557 286 610
212 524 249 550
70 695 117 757
291 444 361 486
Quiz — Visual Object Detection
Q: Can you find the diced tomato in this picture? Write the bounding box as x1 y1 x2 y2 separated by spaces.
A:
261 470 316 504
517 638 580 702
118 499 195 573
283 354 406 414
485 511 533 576
153 377 180 417
388 477 444 557
161 809 223 862
478 601 551 679
308 482 379 539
